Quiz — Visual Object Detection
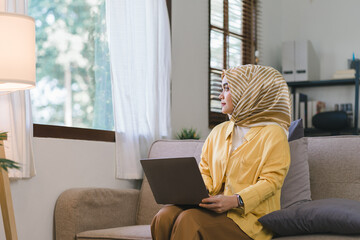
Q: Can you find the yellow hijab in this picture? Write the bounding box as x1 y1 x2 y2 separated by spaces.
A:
223 64 291 130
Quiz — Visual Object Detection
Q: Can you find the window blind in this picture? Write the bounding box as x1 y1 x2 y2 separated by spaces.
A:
209 0 259 127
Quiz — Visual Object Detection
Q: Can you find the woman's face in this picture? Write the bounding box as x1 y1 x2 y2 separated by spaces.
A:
219 76 234 114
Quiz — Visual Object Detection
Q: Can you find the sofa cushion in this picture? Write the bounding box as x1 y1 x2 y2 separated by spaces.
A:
307 136 360 201
76 225 151 240
136 140 204 225
281 137 311 209
288 119 304 142
259 198 360 236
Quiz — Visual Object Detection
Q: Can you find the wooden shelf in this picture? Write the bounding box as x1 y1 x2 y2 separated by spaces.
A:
288 60 360 137
287 79 355 88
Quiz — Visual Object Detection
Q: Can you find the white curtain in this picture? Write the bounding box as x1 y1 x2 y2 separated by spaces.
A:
0 0 36 178
106 0 171 179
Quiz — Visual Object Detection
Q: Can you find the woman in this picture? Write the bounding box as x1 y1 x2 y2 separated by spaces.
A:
151 65 291 240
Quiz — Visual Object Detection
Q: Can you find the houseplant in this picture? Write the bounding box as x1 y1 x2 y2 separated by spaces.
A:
176 128 201 140
0 132 20 171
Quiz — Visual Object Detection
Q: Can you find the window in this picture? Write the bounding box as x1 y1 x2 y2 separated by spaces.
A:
28 0 171 141
29 0 114 132
209 0 259 127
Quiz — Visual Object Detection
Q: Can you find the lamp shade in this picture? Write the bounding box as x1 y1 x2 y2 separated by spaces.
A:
0 12 36 91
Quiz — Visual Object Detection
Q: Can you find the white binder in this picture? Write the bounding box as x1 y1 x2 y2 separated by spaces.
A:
295 40 319 81
282 41 295 82
282 40 319 82
295 40 308 81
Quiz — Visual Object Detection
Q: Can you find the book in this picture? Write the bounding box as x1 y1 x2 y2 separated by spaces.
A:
332 69 355 79
300 102 306 128
306 100 324 128
334 69 356 74
294 93 308 127
307 101 314 128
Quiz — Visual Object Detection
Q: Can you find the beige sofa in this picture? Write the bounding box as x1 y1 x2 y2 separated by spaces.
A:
55 137 360 240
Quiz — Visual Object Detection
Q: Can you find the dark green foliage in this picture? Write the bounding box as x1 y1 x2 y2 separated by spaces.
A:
0 132 7 141
0 159 21 172
176 128 201 140
0 133 21 172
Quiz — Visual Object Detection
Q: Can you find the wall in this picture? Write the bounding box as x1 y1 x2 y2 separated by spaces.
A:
171 0 211 139
265 0 360 110
281 0 360 79
259 0 282 69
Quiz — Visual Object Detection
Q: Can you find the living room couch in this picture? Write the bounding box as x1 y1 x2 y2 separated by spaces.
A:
55 137 360 240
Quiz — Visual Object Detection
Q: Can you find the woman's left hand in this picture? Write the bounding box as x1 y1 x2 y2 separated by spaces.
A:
199 195 238 213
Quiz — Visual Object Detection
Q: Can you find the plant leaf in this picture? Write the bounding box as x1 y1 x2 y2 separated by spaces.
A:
0 158 21 172
0 132 8 140
176 128 200 140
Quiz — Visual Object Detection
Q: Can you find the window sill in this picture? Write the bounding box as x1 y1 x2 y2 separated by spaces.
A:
33 124 115 142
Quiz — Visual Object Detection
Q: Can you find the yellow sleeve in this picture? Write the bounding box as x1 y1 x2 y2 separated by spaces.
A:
199 135 214 193
237 130 290 215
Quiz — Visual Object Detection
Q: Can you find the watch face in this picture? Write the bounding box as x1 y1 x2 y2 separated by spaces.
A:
236 194 241 207
237 194 244 207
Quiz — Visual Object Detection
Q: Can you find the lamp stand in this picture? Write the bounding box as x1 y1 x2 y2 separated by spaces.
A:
0 141 18 240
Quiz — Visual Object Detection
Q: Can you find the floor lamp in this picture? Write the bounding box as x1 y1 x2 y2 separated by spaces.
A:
0 10 36 240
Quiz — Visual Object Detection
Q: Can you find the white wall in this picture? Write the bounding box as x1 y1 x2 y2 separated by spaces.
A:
262 0 360 110
171 0 211 139
259 0 282 69
281 0 360 79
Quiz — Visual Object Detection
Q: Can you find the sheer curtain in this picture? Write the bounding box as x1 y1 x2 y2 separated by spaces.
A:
0 0 36 178
106 0 171 179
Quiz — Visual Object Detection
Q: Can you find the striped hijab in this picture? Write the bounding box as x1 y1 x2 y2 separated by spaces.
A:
223 65 291 130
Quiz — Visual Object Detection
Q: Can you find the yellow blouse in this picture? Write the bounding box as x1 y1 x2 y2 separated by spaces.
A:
199 120 290 240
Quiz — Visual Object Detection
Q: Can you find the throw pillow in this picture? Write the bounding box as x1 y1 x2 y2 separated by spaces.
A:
280 137 311 209
288 118 304 142
259 198 360 236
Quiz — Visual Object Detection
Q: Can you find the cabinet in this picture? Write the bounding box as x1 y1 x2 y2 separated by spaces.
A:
287 60 360 136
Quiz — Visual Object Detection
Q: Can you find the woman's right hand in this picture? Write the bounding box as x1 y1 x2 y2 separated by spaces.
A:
199 195 238 213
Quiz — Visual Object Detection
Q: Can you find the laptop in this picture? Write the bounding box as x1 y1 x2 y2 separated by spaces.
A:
140 157 209 205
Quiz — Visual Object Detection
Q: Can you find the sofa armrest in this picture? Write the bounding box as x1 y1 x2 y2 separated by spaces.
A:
54 188 140 240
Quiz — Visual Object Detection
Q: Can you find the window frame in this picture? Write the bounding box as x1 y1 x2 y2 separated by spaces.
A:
208 0 258 128
33 123 115 142
33 0 172 141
